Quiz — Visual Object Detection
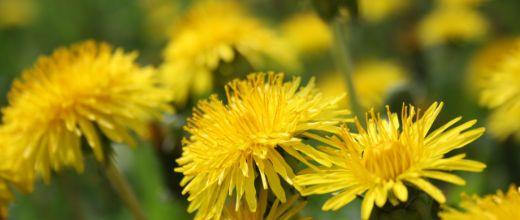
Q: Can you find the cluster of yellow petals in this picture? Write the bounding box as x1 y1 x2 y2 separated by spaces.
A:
440 185 520 220
319 60 409 109
175 72 349 219
161 0 298 105
280 12 332 54
294 102 485 219
0 40 172 182
417 6 488 47
359 0 410 23
437 0 485 8
467 38 518 95
0 0 37 28
479 40 520 141
223 190 309 220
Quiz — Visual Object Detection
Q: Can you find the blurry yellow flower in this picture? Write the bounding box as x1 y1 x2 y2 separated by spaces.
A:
467 38 517 95
0 41 172 182
175 73 349 219
479 40 520 141
319 60 408 109
437 0 485 8
139 0 179 41
223 190 309 220
294 102 486 220
161 0 299 105
359 0 410 23
417 7 488 47
354 60 409 109
0 0 37 28
440 185 520 220
281 12 332 54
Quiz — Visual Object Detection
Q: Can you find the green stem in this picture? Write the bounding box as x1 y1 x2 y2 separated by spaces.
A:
104 159 147 220
331 17 362 119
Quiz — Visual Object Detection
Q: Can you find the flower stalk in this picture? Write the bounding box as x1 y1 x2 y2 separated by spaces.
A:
331 17 362 119
104 159 147 220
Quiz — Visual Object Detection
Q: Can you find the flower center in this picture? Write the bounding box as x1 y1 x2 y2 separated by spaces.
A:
362 141 413 181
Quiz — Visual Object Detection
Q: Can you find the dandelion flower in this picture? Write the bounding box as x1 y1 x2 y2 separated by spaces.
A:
437 0 485 8
0 40 172 182
294 102 486 219
479 40 520 141
161 0 299 105
359 0 410 23
353 60 409 109
319 60 408 109
417 7 488 47
223 190 309 220
467 38 517 95
175 72 349 219
439 185 520 219
281 12 332 54
0 0 37 28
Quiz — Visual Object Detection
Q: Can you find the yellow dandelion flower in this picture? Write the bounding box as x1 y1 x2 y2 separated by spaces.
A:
161 0 299 105
437 0 485 8
0 0 37 28
353 60 409 109
281 11 332 54
175 72 350 219
359 0 410 23
479 40 520 141
439 185 520 220
223 190 309 220
417 7 488 47
319 60 408 109
294 102 486 220
0 40 172 182
467 38 517 94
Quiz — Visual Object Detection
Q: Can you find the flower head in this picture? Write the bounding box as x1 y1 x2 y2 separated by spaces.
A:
359 0 410 23
223 190 308 220
479 39 520 141
0 0 37 28
281 11 332 54
0 40 172 182
440 185 520 220
437 0 485 8
467 38 517 95
175 72 349 219
417 7 488 47
319 60 408 109
161 0 299 105
294 102 485 219
353 60 409 109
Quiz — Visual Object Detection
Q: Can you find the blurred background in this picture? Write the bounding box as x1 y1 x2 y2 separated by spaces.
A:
1 0 519 219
